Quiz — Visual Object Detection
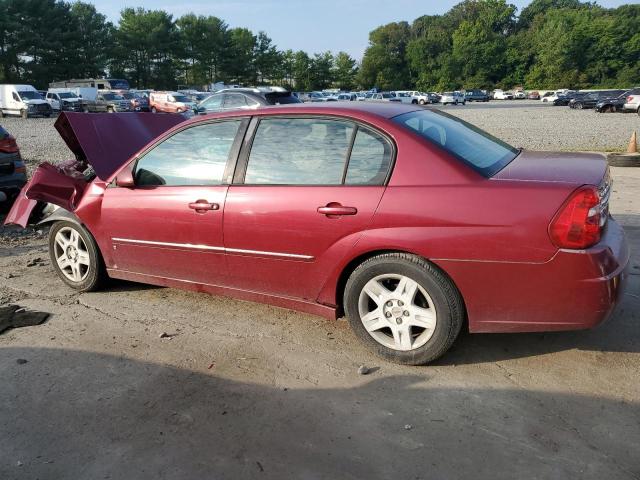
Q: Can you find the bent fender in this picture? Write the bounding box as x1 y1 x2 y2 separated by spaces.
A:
4 162 88 227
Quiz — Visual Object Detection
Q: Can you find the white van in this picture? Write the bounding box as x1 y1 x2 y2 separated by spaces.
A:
0 84 53 118
46 89 83 112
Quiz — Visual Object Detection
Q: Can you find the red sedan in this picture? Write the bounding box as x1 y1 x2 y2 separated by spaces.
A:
5 104 628 364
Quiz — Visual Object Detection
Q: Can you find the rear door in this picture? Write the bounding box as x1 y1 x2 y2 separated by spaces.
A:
223 115 394 300
101 118 247 284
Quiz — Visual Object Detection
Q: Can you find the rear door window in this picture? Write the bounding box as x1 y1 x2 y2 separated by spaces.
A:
244 118 354 185
223 94 248 109
134 120 242 187
201 94 223 111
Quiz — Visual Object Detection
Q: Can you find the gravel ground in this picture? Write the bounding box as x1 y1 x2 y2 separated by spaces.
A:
1 101 639 174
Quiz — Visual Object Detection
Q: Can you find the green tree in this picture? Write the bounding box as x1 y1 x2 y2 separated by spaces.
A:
358 21 411 90
334 52 358 90
226 27 255 85
114 8 179 89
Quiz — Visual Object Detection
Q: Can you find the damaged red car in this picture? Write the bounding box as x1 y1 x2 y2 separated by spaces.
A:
4 104 629 365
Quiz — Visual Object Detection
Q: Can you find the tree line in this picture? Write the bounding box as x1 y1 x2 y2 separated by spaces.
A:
0 0 358 90
0 0 638 92
360 0 640 91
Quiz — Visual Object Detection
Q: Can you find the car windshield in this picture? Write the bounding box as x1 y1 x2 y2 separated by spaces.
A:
392 109 519 177
444 92 454 96
58 92 75 98
172 95 190 102
102 93 123 100
382 93 394 98
18 90 42 100
121 93 134 99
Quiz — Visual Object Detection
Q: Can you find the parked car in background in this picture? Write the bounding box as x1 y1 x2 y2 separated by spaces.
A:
0 84 52 118
396 91 433 105
541 90 567 103
307 91 330 102
0 124 26 208
149 92 196 114
492 89 514 100
623 92 640 114
393 91 414 104
6 103 627 365
197 88 301 114
440 92 466 105
46 90 83 112
527 91 540 100
464 90 490 102
570 90 625 110
552 91 581 106
596 88 640 113
371 92 401 102
514 91 526 99
82 91 131 113
118 91 150 112
336 93 357 101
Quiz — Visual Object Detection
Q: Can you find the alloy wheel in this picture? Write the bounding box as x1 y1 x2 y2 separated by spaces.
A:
53 226 91 282
358 274 437 351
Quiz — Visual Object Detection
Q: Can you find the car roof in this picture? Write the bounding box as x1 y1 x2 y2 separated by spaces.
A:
193 101 422 121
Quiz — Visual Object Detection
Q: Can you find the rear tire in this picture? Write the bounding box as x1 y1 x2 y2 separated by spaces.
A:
344 253 464 365
151 106 157 113
48 221 106 292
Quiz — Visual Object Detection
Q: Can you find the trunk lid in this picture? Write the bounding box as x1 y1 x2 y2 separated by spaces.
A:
493 150 607 186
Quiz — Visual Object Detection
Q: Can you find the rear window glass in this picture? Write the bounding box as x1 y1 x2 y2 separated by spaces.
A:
393 109 518 177
264 94 302 105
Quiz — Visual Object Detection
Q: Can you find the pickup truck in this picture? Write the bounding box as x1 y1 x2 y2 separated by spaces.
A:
82 92 131 113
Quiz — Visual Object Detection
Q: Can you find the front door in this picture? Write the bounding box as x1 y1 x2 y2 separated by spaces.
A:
101 118 246 285
223 116 394 300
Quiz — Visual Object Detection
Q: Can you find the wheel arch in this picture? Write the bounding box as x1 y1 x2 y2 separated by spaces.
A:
330 248 467 325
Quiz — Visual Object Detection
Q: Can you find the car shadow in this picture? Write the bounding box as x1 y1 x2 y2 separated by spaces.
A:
0 347 638 479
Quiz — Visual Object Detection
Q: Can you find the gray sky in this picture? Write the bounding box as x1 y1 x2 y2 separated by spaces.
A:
88 0 632 58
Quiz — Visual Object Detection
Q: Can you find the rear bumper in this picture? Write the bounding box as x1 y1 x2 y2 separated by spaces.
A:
435 218 629 333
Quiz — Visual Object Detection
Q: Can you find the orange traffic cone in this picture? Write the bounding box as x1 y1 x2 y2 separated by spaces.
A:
627 131 638 154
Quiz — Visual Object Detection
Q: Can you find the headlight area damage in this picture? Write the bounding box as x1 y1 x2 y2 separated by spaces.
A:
4 112 185 228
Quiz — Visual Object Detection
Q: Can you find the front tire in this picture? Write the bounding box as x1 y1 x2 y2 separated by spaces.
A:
344 253 464 365
48 221 106 292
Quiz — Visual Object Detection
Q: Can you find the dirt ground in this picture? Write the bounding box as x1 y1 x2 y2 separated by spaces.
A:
0 166 639 480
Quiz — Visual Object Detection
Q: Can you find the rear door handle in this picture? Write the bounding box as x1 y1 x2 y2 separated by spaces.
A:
317 204 358 216
189 200 220 212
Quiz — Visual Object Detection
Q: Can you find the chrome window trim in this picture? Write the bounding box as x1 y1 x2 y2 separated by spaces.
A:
111 237 314 260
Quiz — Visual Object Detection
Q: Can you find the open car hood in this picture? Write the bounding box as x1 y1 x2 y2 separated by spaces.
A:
55 112 185 181
3 113 185 228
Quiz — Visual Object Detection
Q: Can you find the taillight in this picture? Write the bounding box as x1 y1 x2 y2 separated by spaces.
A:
0 135 19 154
14 164 26 174
627 96 634 103
549 186 602 249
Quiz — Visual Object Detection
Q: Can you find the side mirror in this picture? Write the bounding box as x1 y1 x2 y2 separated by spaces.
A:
115 165 135 188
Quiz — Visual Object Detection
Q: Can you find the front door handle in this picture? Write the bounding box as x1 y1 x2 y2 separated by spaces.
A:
189 200 220 213
317 203 358 216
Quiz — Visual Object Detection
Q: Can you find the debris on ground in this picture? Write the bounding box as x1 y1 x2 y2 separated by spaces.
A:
26 257 47 267
159 332 178 339
16 358 28 365
0 304 50 334
357 365 370 375
404 424 413 431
